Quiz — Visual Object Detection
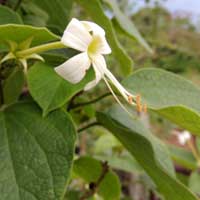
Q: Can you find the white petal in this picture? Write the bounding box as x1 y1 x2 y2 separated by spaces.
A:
95 35 111 55
55 52 91 84
84 55 106 91
81 21 105 36
91 54 107 73
84 65 102 91
61 18 92 52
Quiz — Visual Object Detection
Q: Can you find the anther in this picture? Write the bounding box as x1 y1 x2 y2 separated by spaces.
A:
143 103 147 113
128 95 133 104
136 94 142 113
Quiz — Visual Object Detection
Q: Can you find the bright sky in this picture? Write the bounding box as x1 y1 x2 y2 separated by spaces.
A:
135 0 200 24
164 0 200 15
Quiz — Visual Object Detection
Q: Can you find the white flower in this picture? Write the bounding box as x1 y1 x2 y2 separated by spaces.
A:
55 18 143 112
178 130 191 145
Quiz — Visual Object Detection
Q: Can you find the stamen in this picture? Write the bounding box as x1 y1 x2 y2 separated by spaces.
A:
128 95 133 104
102 76 133 117
136 94 142 113
143 103 147 113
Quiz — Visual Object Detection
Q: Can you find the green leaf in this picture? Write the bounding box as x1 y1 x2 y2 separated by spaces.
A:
123 68 200 136
21 1 49 27
189 171 200 195
27 62 94 116
96 154 143 174
32 0 73 32
73 156 121 200
65 190 80 200
103 0 153 54
0 5 23 25
97 105 198 200
94 133 121 153
3 67 25 104
0 101 76 200
168 145 197 170
76 0 133 76
0 24 59 47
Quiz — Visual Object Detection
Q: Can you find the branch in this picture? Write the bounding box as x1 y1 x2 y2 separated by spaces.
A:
80 161 109 200
77 122 101 133
68 92 111 111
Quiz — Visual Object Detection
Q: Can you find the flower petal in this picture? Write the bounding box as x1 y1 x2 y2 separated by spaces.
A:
84 65 102 91
84 55 106 91
81 21 105 36
95 35 112 55
55 52 91 84
61 18 92 52
92 54 107 73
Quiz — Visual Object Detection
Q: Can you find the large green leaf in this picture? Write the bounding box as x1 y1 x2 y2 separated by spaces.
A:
0 5 23 25
0 24 59 47
3 67 25 105
123 68 200 136
76 0 133 76
73 156 121 200
0 102 76 200
97 105 198 200
32 0 73 32
27 62 94 116
103 0 153 54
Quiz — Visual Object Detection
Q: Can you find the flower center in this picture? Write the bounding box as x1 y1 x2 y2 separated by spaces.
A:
87 35 101 56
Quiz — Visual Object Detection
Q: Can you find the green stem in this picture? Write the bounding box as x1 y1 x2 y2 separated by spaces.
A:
16 41 66 58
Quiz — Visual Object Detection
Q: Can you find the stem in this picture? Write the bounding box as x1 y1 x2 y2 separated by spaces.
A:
16 41 65 58
69 92 111 110
80 161 109 200
78 122 100 133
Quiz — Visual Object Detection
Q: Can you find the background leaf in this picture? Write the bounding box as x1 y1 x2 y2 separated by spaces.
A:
32 0 73 33
27 62 94 116
0 5 23 25
103 0 153 54
168 145 197 171
123 68 200 136
20 1 49 27
97 105 198 200
73 156 121 200
76 0 133 76
189 171 200 195
0 102 76 200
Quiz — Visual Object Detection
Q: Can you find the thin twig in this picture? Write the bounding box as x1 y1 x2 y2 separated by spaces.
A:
67 91 83 111
80 161 109 200
77 122 101 133
68 92 111 111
